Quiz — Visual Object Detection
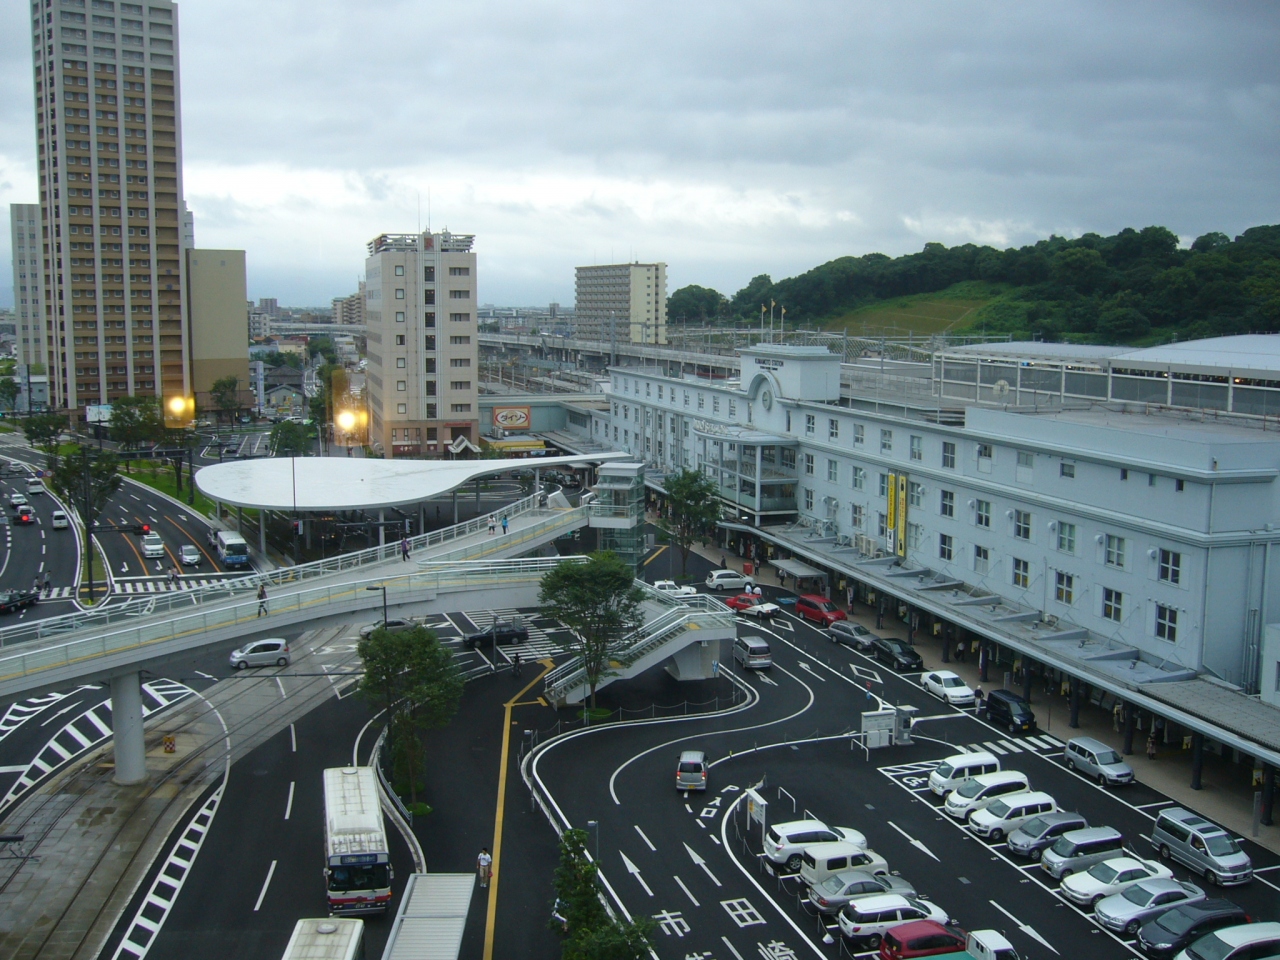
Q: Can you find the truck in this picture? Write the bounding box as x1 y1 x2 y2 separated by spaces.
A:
323 767 393 914
921 930 1021 960
653 580 698 599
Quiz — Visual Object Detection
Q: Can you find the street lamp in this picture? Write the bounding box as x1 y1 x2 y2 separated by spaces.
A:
366 585 388 627
585 820 599 863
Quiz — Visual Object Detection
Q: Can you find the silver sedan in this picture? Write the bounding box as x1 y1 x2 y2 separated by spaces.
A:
806 869 917 916
1093 878 1204 936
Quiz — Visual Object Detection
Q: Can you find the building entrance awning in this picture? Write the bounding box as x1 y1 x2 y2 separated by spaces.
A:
772 558 826 580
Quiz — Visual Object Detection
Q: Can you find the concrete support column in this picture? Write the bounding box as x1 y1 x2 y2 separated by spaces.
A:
475 478 481 506
378 508 385 547
453 489 458 525
305 516 312 550
978 643 988 683
110 672 147 785
1123 704 1135 755
1069 677 1081 729
1190 732 1205 790
236 506 243 533
259 510 267 556
1022 659 1034 705
1262 764 1275 827
419 503 425 534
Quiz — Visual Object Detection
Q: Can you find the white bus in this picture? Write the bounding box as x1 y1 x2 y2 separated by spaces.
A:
280 918 363 960
323 767 393 915
215 530 251 568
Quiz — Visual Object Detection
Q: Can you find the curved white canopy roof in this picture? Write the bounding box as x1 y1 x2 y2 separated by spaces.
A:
194 452 630 511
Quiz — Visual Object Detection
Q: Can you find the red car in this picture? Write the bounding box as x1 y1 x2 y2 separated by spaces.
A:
724 593 781 618
879 921 967 959
795 594 846 626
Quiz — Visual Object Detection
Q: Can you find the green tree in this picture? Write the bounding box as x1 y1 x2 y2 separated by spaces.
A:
210 376 241 423
668 284 729 323
308 336 338 365
0 377 19 412
656 467 722 577
21 411 68 467
551 828 653 960
109 396 165 449
539 553 645 710
50 446 122 600
270 420 310 456
729 274 774 318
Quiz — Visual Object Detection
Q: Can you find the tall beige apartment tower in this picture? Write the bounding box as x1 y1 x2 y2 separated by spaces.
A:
9 203 47 368
574 262 668 344
28 0 189 413
364 231 479 458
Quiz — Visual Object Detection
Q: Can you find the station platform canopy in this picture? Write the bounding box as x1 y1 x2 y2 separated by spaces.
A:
194 452 628 512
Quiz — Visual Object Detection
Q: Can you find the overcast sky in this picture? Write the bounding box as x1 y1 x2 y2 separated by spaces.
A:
2 1 1277 309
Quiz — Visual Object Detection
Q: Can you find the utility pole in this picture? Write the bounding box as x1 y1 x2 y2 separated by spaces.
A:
81 454 95 604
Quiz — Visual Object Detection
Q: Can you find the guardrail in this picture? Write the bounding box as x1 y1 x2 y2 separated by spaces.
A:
0 488 571 651
0 556 585 688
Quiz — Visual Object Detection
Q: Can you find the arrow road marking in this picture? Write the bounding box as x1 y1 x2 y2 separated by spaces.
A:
886 821 939 862
797 662 826 682
684 842 722 887
989 899 1058 954
756 673 779 687
634 825 656 851
620 851 653 896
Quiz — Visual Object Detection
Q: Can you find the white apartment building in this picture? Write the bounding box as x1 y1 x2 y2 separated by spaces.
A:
28 0 191 411
574 262 667 345
9 203 46 368
364 231 479 457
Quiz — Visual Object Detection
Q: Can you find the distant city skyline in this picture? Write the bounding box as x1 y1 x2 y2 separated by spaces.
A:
3 1 1278 309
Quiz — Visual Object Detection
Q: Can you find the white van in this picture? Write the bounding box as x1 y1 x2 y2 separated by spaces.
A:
967 791 1058 841
943 770 1031 821
799 841 888 888
929 751 1001 797
732 635 772 670
51 510 69 530
25 479 44 495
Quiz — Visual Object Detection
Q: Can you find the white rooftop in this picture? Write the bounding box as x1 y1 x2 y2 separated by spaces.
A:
941 341 1124 361
1113 334 1280 371
194 453 627 511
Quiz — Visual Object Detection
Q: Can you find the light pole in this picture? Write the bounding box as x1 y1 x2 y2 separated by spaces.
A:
585 820 599 863
366 585 388 626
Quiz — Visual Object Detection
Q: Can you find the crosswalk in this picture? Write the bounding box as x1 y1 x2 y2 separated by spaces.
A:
457 608 569 660
0 690 74 743
957 734 1064 756
114 578 237 594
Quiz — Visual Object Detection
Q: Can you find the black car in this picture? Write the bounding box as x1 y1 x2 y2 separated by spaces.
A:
1135 898 1250 960
0 589 39 613
984 688 1036 733
869 636 924 671
464 618 529 649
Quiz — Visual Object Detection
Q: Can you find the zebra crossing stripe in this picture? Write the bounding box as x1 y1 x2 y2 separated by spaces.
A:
61 724 92 749
84 708 113 738
981 741 1008 755
997 739 1024 753
1037 733 1064 747
1024 735 1054 750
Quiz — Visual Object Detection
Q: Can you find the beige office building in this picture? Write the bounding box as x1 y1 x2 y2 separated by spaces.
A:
574 262 667 344
28 0 190 413
9 203 46 368
364 231 479 457
186 248 250 411
332 283 365 325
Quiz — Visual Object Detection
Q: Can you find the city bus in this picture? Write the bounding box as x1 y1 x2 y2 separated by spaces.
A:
279 918 363 960
215 530 251 568
323 766 393 914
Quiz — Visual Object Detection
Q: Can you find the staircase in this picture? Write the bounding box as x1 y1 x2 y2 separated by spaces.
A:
543 592 737 706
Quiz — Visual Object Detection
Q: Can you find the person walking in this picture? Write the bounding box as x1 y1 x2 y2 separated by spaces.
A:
476 847 492 888
1146 731 1158 760
876 597 885 630
974 685 984 710
500 514 508 535
511 651 521 677
956 639 967 663
42 572 51 596
488 514 496 535
400 537 410 562
257 583 268 617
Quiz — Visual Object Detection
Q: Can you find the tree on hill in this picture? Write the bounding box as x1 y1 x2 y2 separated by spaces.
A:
668 285 729 323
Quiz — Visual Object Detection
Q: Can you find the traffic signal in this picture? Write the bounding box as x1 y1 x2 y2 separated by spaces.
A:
164 394 195 428
137 523 150 535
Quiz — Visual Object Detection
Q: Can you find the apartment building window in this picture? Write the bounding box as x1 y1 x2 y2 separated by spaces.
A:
612 403 619 417
395 311 405 322
425 313 436 327
449 335 470 344
939 533 954 561
613 426 618 441
449 358 470 367
396 358 406 368
1105 534 1126 568
1158 549 1182 585
853 424 864 446
396 381 406 391
1148 473 1157 487
910 435 922 461
942 441 956 469
851 466 865 490
806 414 816 436
907 523 923 550
451 403 472 412
450 380 471 390
878 473 889 497
977 442 993 473
697 393 705 410
781 449 796 470
449 289 470 299
657 385 664 401
1012 558 1030 588
424 359 435 372
728 399 736 417
683 391 690 407
1057 521 1076 554
851 504 864 528
1102 588 1123 623
424 266 435 281
1016 450 1034 483
877 513 887 537
395 288 405 300
908 481 923 507
880 429 893 453
426 405 438 418
448 266 470 276
1120 468 1129 480
1014 510 1031 540
394 265 404 276
396 335 406 346
425 381 436 395
803 453 814 476
827 459 838 482
940 490 954 517
1055 571 1074 604
974 544 989 574
828 418 839 441
712 396 720 413
396 404 406 414
804 488 814 510
975 499 991 528
1060 461 1076 478
1176 479 1185 492
1156 604 1178 643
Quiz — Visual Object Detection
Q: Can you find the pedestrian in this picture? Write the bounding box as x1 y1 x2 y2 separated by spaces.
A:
32 576 40 593
400 537 410 561
500 514 508 535
1146 731 1158 760
956 639 966 663
974 685 984 709
720 554 727 570
1113 701 1124 732
168 566 177 587
257 583 268 617
511 651 521 677
42 572 51 595
488 514 496 535
876 598 884 630
476 847 492 888
752 584 762 598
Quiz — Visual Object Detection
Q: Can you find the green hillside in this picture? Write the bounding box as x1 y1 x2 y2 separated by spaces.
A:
824 282 1004 338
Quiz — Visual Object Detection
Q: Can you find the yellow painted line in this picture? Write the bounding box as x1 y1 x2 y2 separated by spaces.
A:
642 544 668 567
484 657 553 960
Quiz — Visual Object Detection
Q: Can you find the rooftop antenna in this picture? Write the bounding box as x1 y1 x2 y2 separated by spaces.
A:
416 191 421 234
427 187 431 234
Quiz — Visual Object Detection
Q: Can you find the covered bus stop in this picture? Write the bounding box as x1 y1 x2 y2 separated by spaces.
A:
771 557 828 595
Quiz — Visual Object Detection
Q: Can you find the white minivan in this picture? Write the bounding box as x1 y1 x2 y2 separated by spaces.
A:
25 479 44 495
929 751 1001 797
943 770 1031 821
967 791 1058 841
51 510 69 530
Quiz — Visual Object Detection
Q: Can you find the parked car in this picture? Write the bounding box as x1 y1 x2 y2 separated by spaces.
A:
1007 811 1089 860
464 618 529 648
1151 808 1253 887
765 819 866 872
725 593 780 618
921 670 976 706
929 751 1001 797
358 618 420 638
1061 857 1173 909
676 750 708 791
1094 878 1205 936
229 638 290 669
983 689 1036 734
15 506 35 525
807 870 917 915
1065 736 1135 786
870 636 924 671
967 791 1058 842
652 579 698 599
795 594 847 626
141 532 166 558
8 493 28 509
877 920 967 959
1172 922 1280 960
830 621 879 650
1041 826 1126 880
942 770 1031 821
51 510 69 529
704 569 754 592
0 589 40 613
179 544 201 566
1135 898 1251 959
800 841 889 887
836 894 951 948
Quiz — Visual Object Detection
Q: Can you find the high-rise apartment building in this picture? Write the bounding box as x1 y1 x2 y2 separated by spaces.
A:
257 297 278 317
9 203 47 368
574 262 668 345
186 248 250 410
332 283 365 325
29 0 189 412
364 231 479 457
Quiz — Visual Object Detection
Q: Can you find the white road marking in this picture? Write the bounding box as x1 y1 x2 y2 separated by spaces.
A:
797 662 826 682
0 764 28 774
634 824 656 851
620 851 653 896
756 673 779 686
275 677 286 699
39 701 82 727
982 741 1008 755
195 671 215 680
252 860 277 912
683 842 722 886
998 739 1024 753
290 723 297 752
989 899 1058 954
674 874 700 906
720 937 746 960
887 821 939 861
284 781 295 820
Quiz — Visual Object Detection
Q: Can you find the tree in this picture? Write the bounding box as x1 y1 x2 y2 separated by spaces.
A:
50 445 122 601
357 625 463 805
729 274 774 319
668 284 728 323
656 468 722 577
109 396 165 449
270 420 310 457
551 828 653 960
21 411 68 467
539 553 645 710
0 378 19 412
210 376 241 423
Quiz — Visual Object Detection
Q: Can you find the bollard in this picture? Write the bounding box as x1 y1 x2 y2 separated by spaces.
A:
162 735 176 754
